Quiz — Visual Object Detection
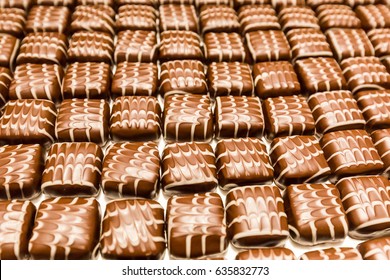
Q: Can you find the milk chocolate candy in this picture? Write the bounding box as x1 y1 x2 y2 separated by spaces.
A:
102 142 160 198
100 199 165 260
357 237 390 260
167 192 227 259
284 183 348 245
246 30 291 63
287 29 333 63
367 29 390 58
340 57 390 94
0 200 35 260
159 60 207 96
383 57 390 73
238 5 280 35
0 8 26 37
253 61 300 99
321 130 384 181
111 62 157 97
29 197 100 260
0 67 12 107
197 0 231 6
295 57 347 94
215 96 263 138
159 4 198 33
160 0 194 4
343 0 379 7
162 142 217 195
307 90 365 134
33 0 75 6
270 136 331 188
300 248 362 260
26 6 69 34
114 30 157 63
70 5 115 36
204 32 247 63
0 99 56 146
356 90 390 130
117 4 157 32
271 0 305 11
0 34 19 70
110 96 161 141
10 63 64 102
326 29 375 62
77 0 113 5
279 6 320 32
226 185 288 248
0 0 32 9
0 144 43 200
371 129 390 174
159 31 203 62
200 5 240 34
208 62 253 97
215 138 273 190
336 176 390 239
67 31 114 64
236 248 296 260
118 0 157 5
234 0 272 8
263 95 315 140
307 0 344 9
316 4 361 30
355 4 390 30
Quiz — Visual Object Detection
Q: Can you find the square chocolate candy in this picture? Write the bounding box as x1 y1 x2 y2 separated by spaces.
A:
204 32 248 63
237 5 280 35
263 95 315 140
320 130 384 181
159 31 203 62
336 176 390 239
0 200 36 259
270 135 331 187
102 142 160 198
0 33 19 70
367 29 390 58
279 6 320 32
316 4 361 30
100 199 165 260
253 61 300 99
208 62 253 97
56 99 110 144
26 6 69 34
0 7 26 37
67 31 114 64
41 142 103 197
235 248 296 260
295 57 347 94
216 138 273 190
159 60 207 96
371 129 390 174
167 192 227 259
62 62 110 99
111 62 157 97
0 67 12 107
246 30 291 63
284 183 348 245
162 142 217 195
29 197 101 260
117 4 157 32
356 90 390 130
0 144 43 200
0 0 32 10
115 30 157 63
341 57 390 94
357 237 390 260
307 90 365 134
0 99 57 146
159 4 198 33
10 63 64 102
226 185 288 248
200 5 240 34
326 29 375 62
300 248 362 260
16 32 67 66
110 96 161 141
355 4 390 30
215 96 263 138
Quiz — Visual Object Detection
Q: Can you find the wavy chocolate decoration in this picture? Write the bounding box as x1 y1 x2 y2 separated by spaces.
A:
235 248 296 260
371 128 390 174
271 0 305 11
70 5 115 35
356 90 390 130
238 5 280 35
300 247 362 260
367 29 390 58
26 6 70 33
35 0 74 6
115 30 157 63
0 33 19 70
226 185 288 248
77 0 114 4
204 32 247 63
0 7 26 37
279 6 320 32
355 4 390 30
159 31 203 62
357 236 390 260
119 0 157 5
100 199 165 259
117 4 157 32
307 0 344 10
102 142 160 198
284 183 348 245
0 0 31 11
0 67 12 107
159 4 198 32
199 5 240 34
316 4 361 30
167 192 227 259
29 197 101 260
0 200 36 259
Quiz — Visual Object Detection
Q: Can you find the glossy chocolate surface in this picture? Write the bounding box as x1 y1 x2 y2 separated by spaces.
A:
357 236 390 260
238 5 280 34
117 4 157 32
159 31 203 62
235 248 296 260
204 32 247 63
300 247 362 260
159 4 198 32
0 7 26 37
26 5 69 34
70 5 115 35
356 90 390 130
200 5 240 34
